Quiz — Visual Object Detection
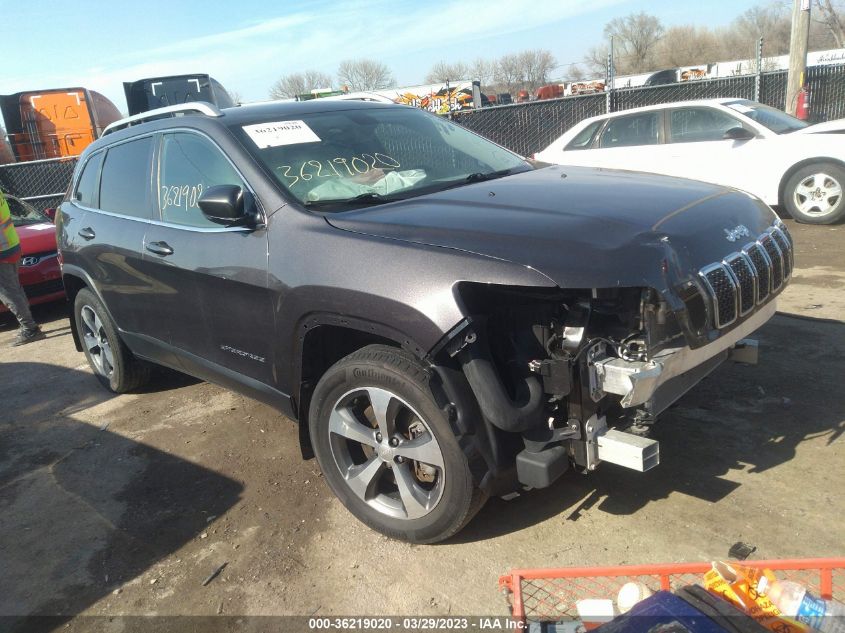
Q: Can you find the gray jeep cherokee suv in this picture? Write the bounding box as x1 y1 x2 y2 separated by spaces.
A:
57 100 792 543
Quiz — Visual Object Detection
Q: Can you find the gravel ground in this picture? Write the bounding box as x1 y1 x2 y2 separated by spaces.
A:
1 218 843 630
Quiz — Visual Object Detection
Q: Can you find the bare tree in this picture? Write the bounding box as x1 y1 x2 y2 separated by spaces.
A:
493 53 523 94
566 64 586 82
656 25 721 68
814 0 845 47
728 3 791 58
337 59 394 91
470 58 496 87
269 70 333 99
519 49 557 90
584 44 611 76
425 61 470 84
227 90 242 104
604 12 665 74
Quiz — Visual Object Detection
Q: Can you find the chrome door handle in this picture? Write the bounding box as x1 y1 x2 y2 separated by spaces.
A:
78 227 96 240
145 241 174 256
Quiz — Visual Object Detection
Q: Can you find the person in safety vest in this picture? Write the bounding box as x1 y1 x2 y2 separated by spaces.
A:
0 190 45 346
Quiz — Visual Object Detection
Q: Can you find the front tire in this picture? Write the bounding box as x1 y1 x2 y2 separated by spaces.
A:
784 162 845 224
308 345 484 543
73 288 150 393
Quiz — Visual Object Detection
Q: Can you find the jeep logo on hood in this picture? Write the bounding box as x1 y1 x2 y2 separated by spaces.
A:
724 225 751 242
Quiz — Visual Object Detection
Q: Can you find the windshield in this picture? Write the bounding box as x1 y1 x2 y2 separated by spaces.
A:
724 100 809 134
5 196 50 227
234 106 530 209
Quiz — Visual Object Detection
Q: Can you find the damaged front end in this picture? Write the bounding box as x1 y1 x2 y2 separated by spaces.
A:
434 221 792 493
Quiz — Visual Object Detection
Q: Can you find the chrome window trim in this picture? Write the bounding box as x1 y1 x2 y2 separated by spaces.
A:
73 204 255 233
698 262 738 329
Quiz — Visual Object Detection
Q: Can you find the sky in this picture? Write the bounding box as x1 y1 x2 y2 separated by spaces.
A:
2 0 772 112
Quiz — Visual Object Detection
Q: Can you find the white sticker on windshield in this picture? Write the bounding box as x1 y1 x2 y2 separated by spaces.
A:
242 120 321 148
727 103 753 114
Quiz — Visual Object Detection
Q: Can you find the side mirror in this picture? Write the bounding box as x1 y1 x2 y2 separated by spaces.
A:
723 127 755 141
43 208 57 221
198 185 261 227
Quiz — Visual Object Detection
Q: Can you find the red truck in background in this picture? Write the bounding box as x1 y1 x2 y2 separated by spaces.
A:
0 88 121 162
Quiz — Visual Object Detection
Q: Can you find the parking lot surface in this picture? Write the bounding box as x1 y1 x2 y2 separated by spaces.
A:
1 218 843 624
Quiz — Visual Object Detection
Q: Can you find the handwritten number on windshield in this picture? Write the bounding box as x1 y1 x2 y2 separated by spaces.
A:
276 153 401 188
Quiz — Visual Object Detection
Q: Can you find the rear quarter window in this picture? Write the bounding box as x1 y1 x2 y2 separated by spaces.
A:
74 151 104 208
565 120 603 151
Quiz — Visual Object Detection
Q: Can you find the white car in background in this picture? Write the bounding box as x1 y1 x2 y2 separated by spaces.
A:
536 98 845 224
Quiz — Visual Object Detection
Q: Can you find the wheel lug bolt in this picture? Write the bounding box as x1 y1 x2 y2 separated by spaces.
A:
389 437 399 447
375 432 382 442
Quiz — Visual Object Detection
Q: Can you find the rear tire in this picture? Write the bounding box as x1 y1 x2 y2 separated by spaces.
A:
783 162 845 224
73 288 150 393
308 345 485 543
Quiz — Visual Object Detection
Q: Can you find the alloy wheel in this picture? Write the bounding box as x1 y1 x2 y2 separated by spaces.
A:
793 172 842 218
80 305 114 378
328 387 445 520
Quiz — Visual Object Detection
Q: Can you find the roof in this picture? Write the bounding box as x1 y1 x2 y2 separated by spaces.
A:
219 98 399 125
581 97 747 121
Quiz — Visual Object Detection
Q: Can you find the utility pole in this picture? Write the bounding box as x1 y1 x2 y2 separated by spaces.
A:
605 36 614 114
785 0 811 115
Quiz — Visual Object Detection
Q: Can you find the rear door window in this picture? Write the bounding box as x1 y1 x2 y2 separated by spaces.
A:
669 108 744 143
99 137 153 219
599 112 660 148
74 151 104 208
157 132 247 228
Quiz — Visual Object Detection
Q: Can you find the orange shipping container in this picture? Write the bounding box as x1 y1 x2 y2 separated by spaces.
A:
0 88 121 161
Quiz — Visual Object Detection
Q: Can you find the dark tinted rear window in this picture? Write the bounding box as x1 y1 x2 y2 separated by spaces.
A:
74 151 104 208
99 137 153 219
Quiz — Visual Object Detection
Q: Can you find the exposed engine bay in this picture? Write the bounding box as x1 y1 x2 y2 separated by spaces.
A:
437 282 767 492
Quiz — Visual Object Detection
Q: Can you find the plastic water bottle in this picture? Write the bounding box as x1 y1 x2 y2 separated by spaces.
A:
760 578 845 633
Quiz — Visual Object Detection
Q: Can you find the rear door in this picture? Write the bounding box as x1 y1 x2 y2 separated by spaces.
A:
560 110 673 173
142 130 274 384
73 136 165 341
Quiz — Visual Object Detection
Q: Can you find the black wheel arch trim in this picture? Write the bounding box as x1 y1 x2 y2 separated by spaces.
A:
61 264 118 353
291 313 434 458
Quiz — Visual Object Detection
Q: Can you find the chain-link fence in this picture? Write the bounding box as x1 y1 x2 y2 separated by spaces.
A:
454 63 845 156
0 156 77 214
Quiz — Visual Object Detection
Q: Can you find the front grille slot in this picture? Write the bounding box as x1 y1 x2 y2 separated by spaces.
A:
700 265 737 328
771 228 792 279
695 224 793 331
726 254 756 315
744 243 771 302
760 235 784 290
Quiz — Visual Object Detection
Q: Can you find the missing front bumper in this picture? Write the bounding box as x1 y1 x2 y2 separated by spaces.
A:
592 300 775 409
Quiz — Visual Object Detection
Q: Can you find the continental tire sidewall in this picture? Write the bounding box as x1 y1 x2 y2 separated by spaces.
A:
309 346 475 544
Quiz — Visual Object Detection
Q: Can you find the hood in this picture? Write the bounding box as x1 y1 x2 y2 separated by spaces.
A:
16 222 58 255
793 118 845 134
325 166 778 291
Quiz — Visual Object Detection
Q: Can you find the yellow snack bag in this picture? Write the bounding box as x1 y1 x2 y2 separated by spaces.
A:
704 561 809 633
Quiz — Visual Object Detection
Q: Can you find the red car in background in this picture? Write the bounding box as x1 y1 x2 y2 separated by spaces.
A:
1 195 65 313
